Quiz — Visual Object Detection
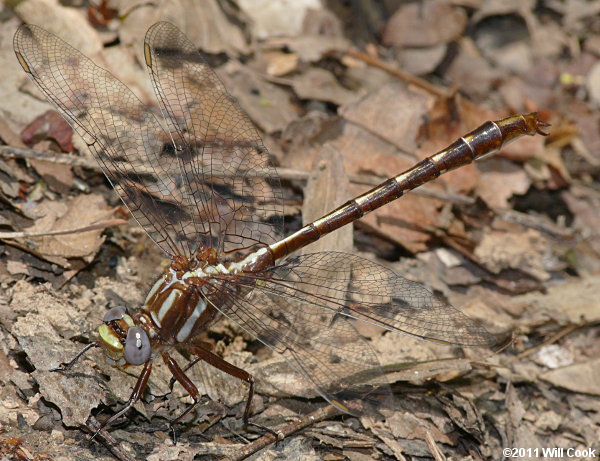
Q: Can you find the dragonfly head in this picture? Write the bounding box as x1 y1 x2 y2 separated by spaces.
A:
98 306 152 366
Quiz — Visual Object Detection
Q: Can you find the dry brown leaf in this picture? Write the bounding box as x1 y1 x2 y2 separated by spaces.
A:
360 415 407 460
511 425 544 455
222 62 297 134
474 229 551 281
540 359 600 396
20 110 74 153
0 159 24 199
15 0 102 56
238 0 323 39
29 158 73 195
534 410 563 432
386 412 453 446
263 51 299 76
10 281 105 427
446 38 496 99
4 245 73 286
292 68 359 106
284 34 351 62
382 0 468 48
505 382 526 426
513 275 600 326
0 113 27 149
340 82 434 153
476 158 531 209
562 190 600 270
24 194 114 260
301 144 353 254
398 44 447 76
474 1 559 77
532 21 571 59
120 0 248 56
359 194 440 253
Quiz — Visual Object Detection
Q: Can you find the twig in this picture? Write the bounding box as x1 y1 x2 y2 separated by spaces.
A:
228 405 340 461
425 429 447 461
500 209 574 240
85 416 136 461
342 49 456 100
0 145 153 173
0 145 474 205
512 324 579 361
0 145 96 168
0 218 128 239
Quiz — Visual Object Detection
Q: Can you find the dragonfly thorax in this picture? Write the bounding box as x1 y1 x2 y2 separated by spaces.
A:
98 260 236 369
141 266 226 346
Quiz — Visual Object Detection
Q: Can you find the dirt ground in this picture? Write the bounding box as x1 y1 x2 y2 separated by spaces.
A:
0 1 599 460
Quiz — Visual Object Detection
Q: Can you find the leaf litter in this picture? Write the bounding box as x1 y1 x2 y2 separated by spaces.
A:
0 1 599 460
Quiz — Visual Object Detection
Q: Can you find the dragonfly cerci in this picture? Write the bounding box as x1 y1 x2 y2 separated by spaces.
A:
14 22 549 439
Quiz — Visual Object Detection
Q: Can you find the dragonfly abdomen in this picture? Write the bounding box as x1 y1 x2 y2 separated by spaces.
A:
269 113 548 259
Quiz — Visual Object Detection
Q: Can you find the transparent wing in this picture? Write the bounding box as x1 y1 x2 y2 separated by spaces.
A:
143 22 283 255
13 23 283 259
213 275 387 414
256 252 498 347
209 252 497 412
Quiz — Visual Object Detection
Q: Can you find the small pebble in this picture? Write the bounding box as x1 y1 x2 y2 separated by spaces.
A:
51 429 65 443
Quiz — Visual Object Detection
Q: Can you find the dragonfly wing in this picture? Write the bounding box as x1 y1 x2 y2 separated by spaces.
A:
213 277 388 414
258 252 499 347
143 22 283 255
13 24 206 258
210 251 497 410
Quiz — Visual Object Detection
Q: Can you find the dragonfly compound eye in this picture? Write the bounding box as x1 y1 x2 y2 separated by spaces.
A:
124 327 151 365
103 306 128 322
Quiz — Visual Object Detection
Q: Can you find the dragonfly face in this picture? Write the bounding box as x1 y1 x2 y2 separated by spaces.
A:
13 20 548 441
98 306 152 367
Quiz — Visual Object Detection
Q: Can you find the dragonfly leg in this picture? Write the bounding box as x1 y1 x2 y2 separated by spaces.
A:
162 352 204 443
182 343 281 440
168 357 201 393
50 342 99 372
91 361 153 440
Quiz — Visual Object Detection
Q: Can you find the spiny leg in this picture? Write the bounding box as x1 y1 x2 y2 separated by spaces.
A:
50 342 99 372
91 361 153 439
162 352 203 443
168 357 201 393
182 343 280 439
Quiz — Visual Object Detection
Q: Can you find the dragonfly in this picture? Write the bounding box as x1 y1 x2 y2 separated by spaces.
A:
14 22 548 440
